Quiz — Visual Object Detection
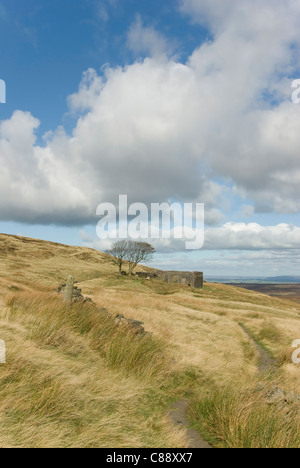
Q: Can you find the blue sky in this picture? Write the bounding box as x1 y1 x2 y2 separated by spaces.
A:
0 0 300 276
0 0 208 134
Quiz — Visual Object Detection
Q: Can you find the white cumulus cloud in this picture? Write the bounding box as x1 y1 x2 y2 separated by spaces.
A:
0 0 300 236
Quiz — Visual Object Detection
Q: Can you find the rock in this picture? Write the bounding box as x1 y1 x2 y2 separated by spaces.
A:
99 307 109 316
254 382 265 393
266 387 286 404
127 319 144 327
285 391 300 403
115 314 126 325
57 283 147 335
63 275 74 304
266 386 300 405
115 314 146 335
57 281 94 305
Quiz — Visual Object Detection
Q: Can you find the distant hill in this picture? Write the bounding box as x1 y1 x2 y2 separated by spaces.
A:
207 276 300 284
264 276 300 283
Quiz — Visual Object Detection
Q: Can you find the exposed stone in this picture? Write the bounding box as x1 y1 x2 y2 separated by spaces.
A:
136 272 158 279
136 270 204 289
285 391 300 403
99 306 109 316
57 281 95 305
115 313 126 325
56 284 65 293
63 275 74 305
254 382 265 393
57 283 147 335
115 314 146 335
266 387 286 404
266 386 300 405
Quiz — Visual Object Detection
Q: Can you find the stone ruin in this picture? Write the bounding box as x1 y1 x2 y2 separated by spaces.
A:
136 270 204 289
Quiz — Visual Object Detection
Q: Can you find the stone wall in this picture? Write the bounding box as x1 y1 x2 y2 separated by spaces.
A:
156 271 203 289
136 270 204 289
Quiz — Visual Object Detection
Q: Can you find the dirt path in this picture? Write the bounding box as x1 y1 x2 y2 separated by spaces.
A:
167 400 212 449
168 325 277 448
239 324 276 372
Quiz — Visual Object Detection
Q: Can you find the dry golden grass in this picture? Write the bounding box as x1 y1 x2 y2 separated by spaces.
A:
189 376 300 448
0 233 300 447
0 293 187 448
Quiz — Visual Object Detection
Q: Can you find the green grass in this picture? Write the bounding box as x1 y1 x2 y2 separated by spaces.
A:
239 322 275 359
189 379 300 448
258 321 283 343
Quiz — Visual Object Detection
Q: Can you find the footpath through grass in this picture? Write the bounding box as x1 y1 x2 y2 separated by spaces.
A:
0 292 198 448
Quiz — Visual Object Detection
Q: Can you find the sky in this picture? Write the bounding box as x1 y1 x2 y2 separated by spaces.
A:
0 0 300 276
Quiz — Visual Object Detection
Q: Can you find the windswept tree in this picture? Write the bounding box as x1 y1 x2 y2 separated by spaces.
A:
107 240 155 276
107 240 129 273
127 241 156 276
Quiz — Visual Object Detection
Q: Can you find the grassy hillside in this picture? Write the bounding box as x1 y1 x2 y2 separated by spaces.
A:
0 234 300 448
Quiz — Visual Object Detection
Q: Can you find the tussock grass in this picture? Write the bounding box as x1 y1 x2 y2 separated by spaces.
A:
258 321 283 343
0 291 187 448
190 379 300 448
5 292 168 380
278 347 300 367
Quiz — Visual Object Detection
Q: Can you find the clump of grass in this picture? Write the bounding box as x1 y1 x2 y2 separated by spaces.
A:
214 311 227 317
259 321 282 343
189 380 300 448
246 312 261 319
278 347 300 367
5 292 168 381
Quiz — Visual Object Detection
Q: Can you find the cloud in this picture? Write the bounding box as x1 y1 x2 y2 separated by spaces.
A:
93 0 118 22
204 208 224 226
179 0 300 40
0 111 96 225
67 68 104 112
127 15 174 59
79 222 300 255
152 248 300 276
0 3 7 21
79 229 94 243
96 4 109 22
240 205 255 218
204 223 300 250
0 0 300 232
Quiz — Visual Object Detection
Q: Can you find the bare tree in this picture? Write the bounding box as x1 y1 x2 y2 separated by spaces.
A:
107 240 129 273
126 241 156 276
107 240 155 275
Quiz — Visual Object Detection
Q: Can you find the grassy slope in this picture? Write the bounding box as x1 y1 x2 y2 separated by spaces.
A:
0 233 300 448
